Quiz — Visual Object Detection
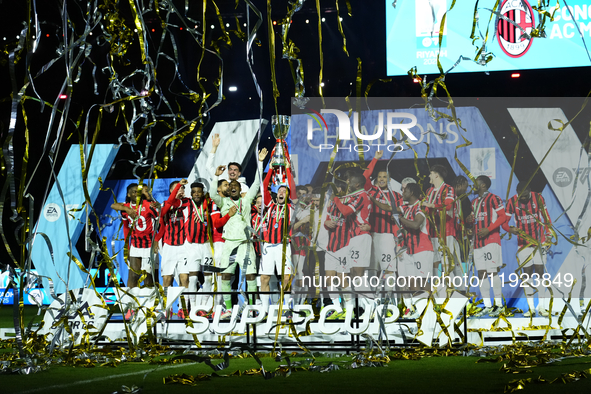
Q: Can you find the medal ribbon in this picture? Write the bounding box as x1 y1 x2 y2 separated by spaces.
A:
230 198 242 216
254 212 264 232
403 200 420 220
474 191 489 220
427 184 443 205
274 202 285 223
192 200 205 223
376 186 389 204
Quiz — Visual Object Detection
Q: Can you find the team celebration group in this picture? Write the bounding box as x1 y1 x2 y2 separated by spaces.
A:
112 134 559 320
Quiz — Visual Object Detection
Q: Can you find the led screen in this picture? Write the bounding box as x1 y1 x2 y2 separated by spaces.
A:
386 0 591 76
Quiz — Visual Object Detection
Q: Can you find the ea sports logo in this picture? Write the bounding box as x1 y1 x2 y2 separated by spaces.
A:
553 167 573 188
44 203 61 222
496 0 535 58
27 289 44 305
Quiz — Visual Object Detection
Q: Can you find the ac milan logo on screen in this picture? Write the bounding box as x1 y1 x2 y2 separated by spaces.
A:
496 0 535 58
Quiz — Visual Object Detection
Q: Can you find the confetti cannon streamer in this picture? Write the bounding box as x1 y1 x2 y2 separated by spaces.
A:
269 115 293 187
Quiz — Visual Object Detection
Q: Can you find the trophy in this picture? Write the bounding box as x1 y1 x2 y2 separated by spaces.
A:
270 115 292 186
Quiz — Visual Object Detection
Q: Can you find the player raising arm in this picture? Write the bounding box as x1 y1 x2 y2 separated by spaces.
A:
259 165 297 314
209 148 268 318
362 150 404 301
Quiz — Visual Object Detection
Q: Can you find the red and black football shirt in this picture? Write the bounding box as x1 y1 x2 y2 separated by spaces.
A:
424 183 456 239
185 198 212 244
262 202 293 244
367 185 403 234
472 192 505 249
400 201 433 255
162 197 191 246
121 200 159 248
505 192 551 246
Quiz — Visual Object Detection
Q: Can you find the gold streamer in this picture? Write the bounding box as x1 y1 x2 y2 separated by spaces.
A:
335 0 349 56
212 0 232 48
267 0 279 115
315 0 324 100
126 0 148 64
179 295 202 348
469 0 501 64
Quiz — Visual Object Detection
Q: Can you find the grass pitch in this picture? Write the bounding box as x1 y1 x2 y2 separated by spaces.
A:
3 353 591 394
1 305 44 329
2 306 591 394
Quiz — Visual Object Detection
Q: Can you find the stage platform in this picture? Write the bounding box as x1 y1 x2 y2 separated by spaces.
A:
2 311 589 350
84 309 591 350
5 288 588 350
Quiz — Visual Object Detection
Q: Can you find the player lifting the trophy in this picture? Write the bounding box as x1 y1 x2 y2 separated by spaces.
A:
260 167 296 314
